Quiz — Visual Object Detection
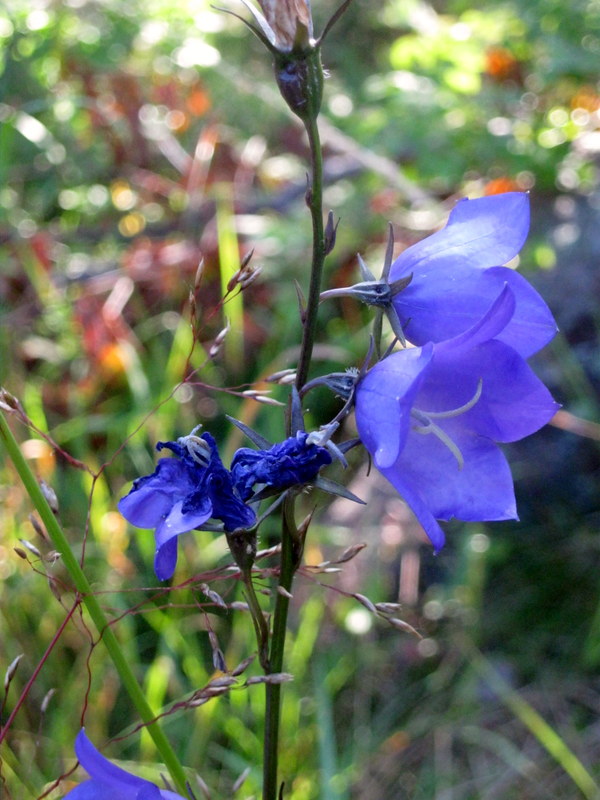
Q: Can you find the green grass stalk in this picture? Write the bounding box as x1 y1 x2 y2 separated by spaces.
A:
0 410 190 797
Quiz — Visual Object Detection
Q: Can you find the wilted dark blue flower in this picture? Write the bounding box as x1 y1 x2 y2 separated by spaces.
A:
63 729 185 799
355 286 559 551
119 430 255 580
231 431 333 501
389 192 557 357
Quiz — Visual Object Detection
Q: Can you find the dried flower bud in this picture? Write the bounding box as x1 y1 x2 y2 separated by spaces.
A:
257 0 313 51
323 210 339 256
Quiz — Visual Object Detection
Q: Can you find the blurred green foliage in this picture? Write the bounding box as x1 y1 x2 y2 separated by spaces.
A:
1 0 600 798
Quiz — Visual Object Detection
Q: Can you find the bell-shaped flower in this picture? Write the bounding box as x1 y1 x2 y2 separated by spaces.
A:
119 430 255 580
322 193 557 358
62 729 185 799
354 286 559 551
389 192 557 357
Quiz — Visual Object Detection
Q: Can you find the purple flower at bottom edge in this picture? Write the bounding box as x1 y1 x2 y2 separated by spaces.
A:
62 729 185 799
354 286 560 551
118 432 255 580
389 192 557 358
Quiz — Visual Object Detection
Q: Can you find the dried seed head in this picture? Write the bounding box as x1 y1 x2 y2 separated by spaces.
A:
28 514 48 541
194 257 206 290
40 687 56 714
388 617 421 638
374 602 403 615
265 368 297 384
231 655 255 677
245 672 294 686
18 539 42 559
0 388 21 412
232 767 251 793
40 480 59 514
208 676 237 688
334 543 367 565
14 547 27 560
4 654 24 691
229 601 250 612
194 773 213 800
276 586 293 599
239 266 262 290
352 592 377 614
227 269 242 293
212 648 228 673
209 319 231 358
250 394 285 407
200 583 227 609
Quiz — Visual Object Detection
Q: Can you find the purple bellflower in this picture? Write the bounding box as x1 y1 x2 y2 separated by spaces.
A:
322 193 556 358
354 286 559 551
231 430 334 501
389 192 556 357
62 729 185 799
119 430 255 580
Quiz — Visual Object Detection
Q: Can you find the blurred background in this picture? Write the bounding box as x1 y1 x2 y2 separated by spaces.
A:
1 0 600 797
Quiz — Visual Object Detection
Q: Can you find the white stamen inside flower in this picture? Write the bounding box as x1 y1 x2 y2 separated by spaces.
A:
411 379 483 469
178 424 211 466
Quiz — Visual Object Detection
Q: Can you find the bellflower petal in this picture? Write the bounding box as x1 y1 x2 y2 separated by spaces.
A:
119 431 255 580
355 287 559 550
63 730 184 799
389 193 557 357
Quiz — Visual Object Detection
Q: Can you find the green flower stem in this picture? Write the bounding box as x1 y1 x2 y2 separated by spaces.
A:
0 411 190 798
263 495 300 800
295 112 325 392
259 48 327 799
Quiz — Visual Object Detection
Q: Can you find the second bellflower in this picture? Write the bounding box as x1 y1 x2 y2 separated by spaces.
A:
354 286 559 551
390 192 557 357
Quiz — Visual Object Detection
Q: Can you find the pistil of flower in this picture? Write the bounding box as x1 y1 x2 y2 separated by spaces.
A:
410 379 483 470
177 424 211 466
